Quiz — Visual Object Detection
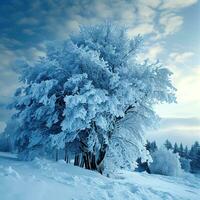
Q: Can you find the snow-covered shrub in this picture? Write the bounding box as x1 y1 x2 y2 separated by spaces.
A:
9 22 176 172
179 157 191 172
149 148 182 176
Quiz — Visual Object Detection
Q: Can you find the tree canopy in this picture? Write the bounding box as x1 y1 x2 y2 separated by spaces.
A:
10 22 176 173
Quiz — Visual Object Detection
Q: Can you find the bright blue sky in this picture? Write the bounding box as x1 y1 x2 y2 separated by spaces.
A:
0 0 199 146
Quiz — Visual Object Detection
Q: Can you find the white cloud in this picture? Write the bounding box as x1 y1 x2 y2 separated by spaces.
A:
137 44 164 62
147 44 164 61
121 9 136 24
159 13 183 36
169 52 194 63
160 0 198 10
26 47 46 59
127 24 154 37
137 3 156 23
0 42 46 98
94 1 113 19
140 0 161 8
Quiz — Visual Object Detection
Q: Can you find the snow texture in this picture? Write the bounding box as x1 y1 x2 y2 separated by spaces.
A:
0 152 199 200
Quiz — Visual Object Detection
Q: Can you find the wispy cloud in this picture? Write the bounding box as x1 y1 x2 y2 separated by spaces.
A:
160 0 198 10
169 52 194 64
127 24 155 37
159 13 183 36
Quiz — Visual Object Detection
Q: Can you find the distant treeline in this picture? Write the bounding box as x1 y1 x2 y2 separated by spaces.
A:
146 140 200 173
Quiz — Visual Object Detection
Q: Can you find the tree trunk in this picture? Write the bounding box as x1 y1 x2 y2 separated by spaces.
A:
74 154 80 166
91 154 97 170
64 144 68 163
64 144 66 161
87 153 92 170
79 145 107 173
83 153 91 170
80 155 85 168
65 153 69 163
55 149 58 161
97 144 107 165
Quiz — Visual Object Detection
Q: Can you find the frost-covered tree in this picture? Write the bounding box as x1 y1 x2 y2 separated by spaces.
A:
173 142 179 154
146 140 158 153
189 141 200 173
10 22 176 172
164 139 173 150
149 148 182 176
179 143 184 157
179 157 191 172
184 146 189 159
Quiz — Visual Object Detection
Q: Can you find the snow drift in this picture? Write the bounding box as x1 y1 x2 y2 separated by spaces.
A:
0 152 199 200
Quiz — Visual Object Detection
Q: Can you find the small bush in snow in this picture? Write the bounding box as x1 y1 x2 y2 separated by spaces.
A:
149 148 182 176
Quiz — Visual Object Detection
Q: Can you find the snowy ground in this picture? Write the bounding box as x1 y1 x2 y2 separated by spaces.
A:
0 152 199 200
